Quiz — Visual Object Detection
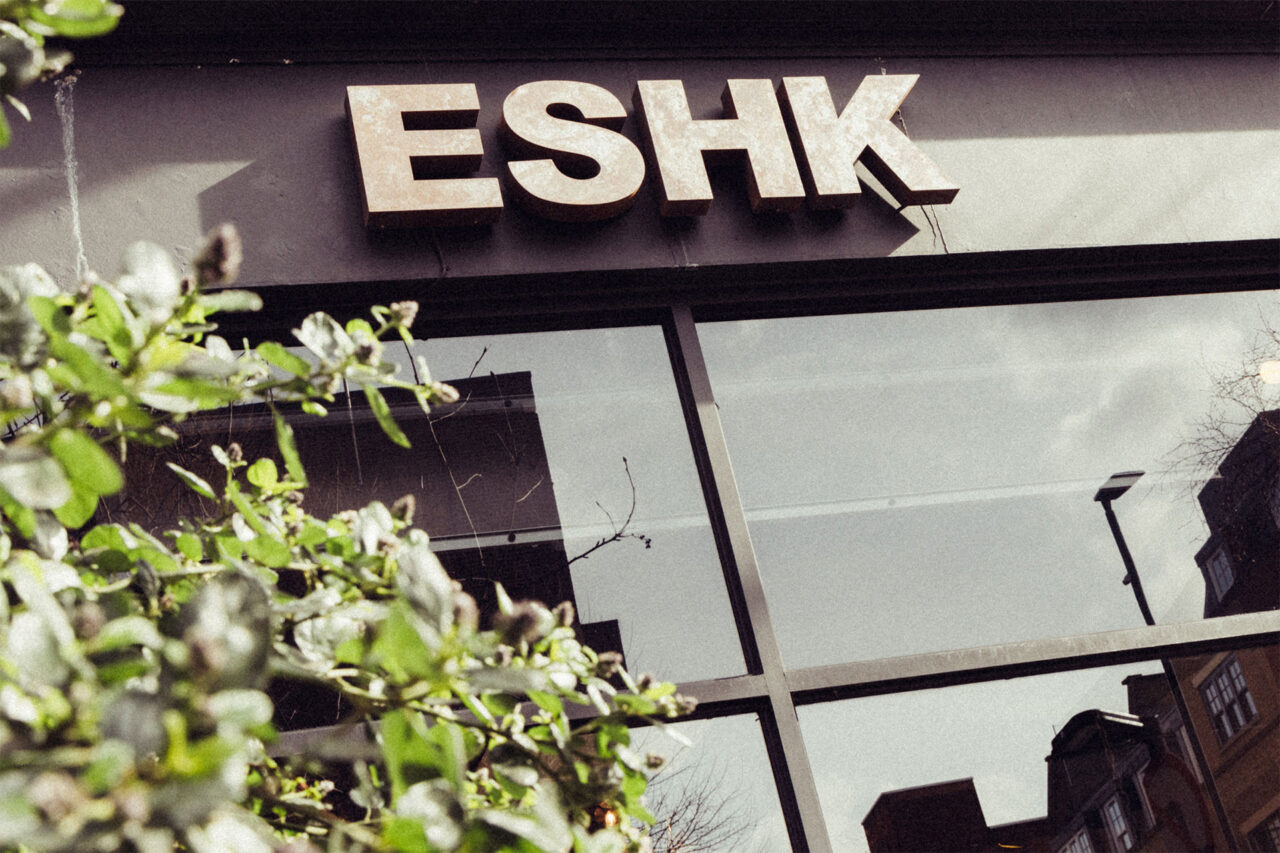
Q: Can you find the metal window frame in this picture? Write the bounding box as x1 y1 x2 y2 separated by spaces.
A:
659 298 1280 852
227 241 1280 853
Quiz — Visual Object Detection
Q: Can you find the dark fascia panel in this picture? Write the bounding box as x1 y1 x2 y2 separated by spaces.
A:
206 238 1280 344
72 1 1280 65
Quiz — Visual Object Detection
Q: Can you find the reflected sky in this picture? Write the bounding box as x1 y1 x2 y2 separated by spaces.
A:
405 327 744 684
700 290 1280 667
632 714 790 853
800 663 1165 853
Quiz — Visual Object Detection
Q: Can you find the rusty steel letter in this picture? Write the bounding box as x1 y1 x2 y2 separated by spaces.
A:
346 84 504 227
779 75 959 209
500 81 646 222
633 79 805 217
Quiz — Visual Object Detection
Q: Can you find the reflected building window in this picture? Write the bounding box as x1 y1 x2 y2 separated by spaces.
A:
1058 826 1098 853
1102 795 1135 851
1248 807 1280 852
1199 656 1257 743
1270 479 1280 531
1205 547 1235 602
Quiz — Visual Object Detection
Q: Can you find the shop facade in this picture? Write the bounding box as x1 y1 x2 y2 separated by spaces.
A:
2 2 1279 849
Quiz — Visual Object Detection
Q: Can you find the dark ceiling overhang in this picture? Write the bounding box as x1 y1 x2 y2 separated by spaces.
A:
72 0 1280 66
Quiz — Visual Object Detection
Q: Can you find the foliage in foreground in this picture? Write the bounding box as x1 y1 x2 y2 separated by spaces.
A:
0 227 693 852
0 0 123 147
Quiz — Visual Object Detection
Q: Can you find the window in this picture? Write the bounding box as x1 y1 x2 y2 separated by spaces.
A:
1271 478 1280 530
1103 796 1135 851
1200 656 1258 743
1207 548 1235 601
1133 770 1155 830
1059 827 1098 853
1249 808 1280 852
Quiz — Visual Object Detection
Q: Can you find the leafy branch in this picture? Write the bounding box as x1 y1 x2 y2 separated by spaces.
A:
0 227 694 852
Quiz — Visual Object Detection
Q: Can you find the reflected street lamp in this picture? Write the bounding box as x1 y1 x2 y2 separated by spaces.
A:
1093 471 1239 850
1094 471 1156 626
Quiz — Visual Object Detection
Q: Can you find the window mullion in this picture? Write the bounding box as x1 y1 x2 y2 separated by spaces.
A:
664 304 832 853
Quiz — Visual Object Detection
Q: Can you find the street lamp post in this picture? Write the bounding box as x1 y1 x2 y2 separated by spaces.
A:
1094 471 1239 851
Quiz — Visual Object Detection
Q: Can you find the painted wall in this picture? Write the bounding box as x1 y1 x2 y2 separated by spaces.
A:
1 54 1276 289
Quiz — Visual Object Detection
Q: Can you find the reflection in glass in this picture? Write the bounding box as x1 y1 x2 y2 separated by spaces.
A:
699 291 1280 667
107 326 742 688
633 714 790 853
800 648 1279 853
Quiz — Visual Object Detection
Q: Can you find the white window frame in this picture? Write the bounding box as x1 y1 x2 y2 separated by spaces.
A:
1200 655 1258 743
1206 547 1235 601
1134 766 1156 830
1059 826 1098 853
1249 808 1280 852
1103 796 1135 851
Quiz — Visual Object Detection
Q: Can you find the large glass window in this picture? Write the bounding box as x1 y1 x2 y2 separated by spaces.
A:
798 662 1171 853
109 326 743 686
699 291 1280 668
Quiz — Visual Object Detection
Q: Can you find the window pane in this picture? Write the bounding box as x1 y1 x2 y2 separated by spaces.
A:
410 328 743 683
109 326 743 685
699 291 1280 667
797 658 1265 853
633 714 791 852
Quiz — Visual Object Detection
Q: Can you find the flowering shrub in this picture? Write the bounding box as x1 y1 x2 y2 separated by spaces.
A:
0 227 692 852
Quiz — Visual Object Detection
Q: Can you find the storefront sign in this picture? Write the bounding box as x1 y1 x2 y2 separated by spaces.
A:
346 75 958 227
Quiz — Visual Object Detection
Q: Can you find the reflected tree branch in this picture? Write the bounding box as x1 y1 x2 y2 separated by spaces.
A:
567 457 652 567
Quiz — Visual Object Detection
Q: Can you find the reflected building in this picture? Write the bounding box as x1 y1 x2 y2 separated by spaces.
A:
1170 408 1280 850
1045 702 1214 853
865 410 1280 853
105 370 623 726
862 778 1048 852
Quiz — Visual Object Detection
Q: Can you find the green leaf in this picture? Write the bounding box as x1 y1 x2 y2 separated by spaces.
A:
174 531 203 561
0 106 10 149
81 523 133 553
227 487 266 536
345 318 375 338
529 690 565 717
148 376 241 407
362 384 410 448
206 689 273 729
51 481 98 528
200 289 262 314
166 463 217 500
27 293 71 336
87 615 164 654
46 333 130 398
255 341 310 377
272 410 307 486
29 0 124 38
0 487 37 538
244 534 290 569
383 817 431 853
245 458 278 490
49 428 123 496
90 284 134 364
84 740 134 794
0 445 71 509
